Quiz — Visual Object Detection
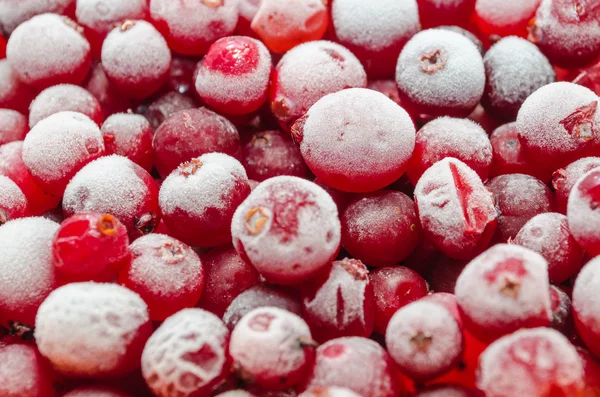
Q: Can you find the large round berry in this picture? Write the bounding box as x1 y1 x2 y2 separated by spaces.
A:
35 282 152 378
83 62 132 118
474 0 541 39
417 0 475 29
0 175 28 225
489 122 542 178
553 157 600 214
101 113 154 172
0 59 36 113
6 13 91 89
160 153 251 247
231 177 340 285
567 167 600 256
292 88 415 193
28 84 103 128
573 256 600 358
0 109 28 146
142 91 196 130
63 386 130 397
0 0 75 35
0 344 56 397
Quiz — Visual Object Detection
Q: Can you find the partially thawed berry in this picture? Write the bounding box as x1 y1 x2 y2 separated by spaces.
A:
567 168 600 256
552 156 600 214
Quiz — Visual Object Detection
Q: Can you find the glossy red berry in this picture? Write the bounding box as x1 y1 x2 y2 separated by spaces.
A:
417 0 475 28
553 157 600 214
28 84 103 128
0 109 28 146
568 168 600 256
549 285 574 337
101 113 154 172
578 348 600 395
474 0 541 39
0 344 56 397
489 122 544 179
572 59 600 95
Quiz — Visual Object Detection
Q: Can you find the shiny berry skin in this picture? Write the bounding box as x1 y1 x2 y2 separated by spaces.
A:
0 59 37 114
251 0 328 53
0 344 56 397
149 0 238 56
553 157 600 214
414 158 497 260
160 153 251 248
301 258 375 342
299 387 361 397
83 62 132 118
486 174 555 242
0 176 28 224
62 155 161 239
332 0 420 78
568 168 600 256
477 328 584 397
417 0 475 28
270 40 367 131
489 122 544 179
572 59 600 95
230 307 315 390
0 109 28 146
168 57 198 96
395 29 485 120
22 111 105 196
341 191 420 267
474 0 541 39
425 256 468 294
152 108 242 178
455 244 551 343
407 117 492 185
514 213 585 283
301 337 404 397
141 309 231 397
6 13 91 89
28 84 103 128
119 234 204 321
63 386 131 397
231 176 341 285
482 37 556 121
573 257 600 357
197 246 261 317
52 212 129 282
35 282 152 378
549 285 574 337
101 113 154 172
195 36 271 116
292 88 415 193
369 266 428 335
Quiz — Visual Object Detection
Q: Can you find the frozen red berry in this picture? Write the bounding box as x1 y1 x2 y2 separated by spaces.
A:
455 244 551 342
412 385 483 397
474 0 541 39
0 109 27 146
0 59 37 114
395 29 485 120
417 0 475 29
102 20 171 99
270 40 367 131
231 176 341 285
299 387 361 397
549 285 574 337
489 122 543 179
6 13 91 89
83 62 132 118
553 157 600 214
141 91 197 130
0 344 56 397
63 386 131 397
579 347 600 395
0 0 75 35
367 80 401 105
573 256 600 357
0 176 28 224
568 168 600 256
292 88 415 193
141 308 231 397
101 113 154 172
28 84 103 128
573 59 600 95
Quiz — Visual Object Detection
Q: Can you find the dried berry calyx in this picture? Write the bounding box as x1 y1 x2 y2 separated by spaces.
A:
159 242 185 264
560 101 598 141
419 49 447 73
120 20 136 32
411 331 434 352
499 277 522 298
178 158 204 176
245 207 269 235
97 214 118 236
251 131 272 147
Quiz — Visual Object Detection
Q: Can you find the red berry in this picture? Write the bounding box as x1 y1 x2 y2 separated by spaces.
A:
0 176 28 224
417 0 475 28
396 29 485 120
474 0 541 39
63 386 131 397
573 256 600 357
549 285 574 337
35 282 152 378
299 387 361 397
141 91 197 130
83 62 132 118
455 244 551 342
53 212 129 282
412 384 483 397
231 176 341 285
0 35 4 59
425 256 469 294
168 57 198 96
141 308 231 397
6 13 91 89
477 328 584 397
578 348 600 396
101 113 154 172
0 109 27 146
0 59 37 114
29 84 103 128
152 108 241 178
0 344 56 397
0 0 75 35
236 0 261 37
414 158 497 260
438 26 485 55
572 59 600 95
567 168 600 256
367 80 401 106
489 122 545 179
553 157 600 214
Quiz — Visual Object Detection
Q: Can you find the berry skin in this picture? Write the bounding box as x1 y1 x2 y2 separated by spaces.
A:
52 212 129 282
0 109 28 146
573 256 600 358
299 387 362 397
160 153 251 248
231 176 341 285
292 88 416 193
101 113 154 172
455 244 552 343
83 62 132 118
549 285 574 337
489 122 545 179
474 0 541 39
477 328 585 397
553 157 600 214
119 234 204 321
6 13 91 89
578 348 600 396
417 0 476 29
62 386 131 397
572 59 600 95
230 307 315 390
28 84 103 128
141 308 231 397
35 282 152 378
0 175 29 224
195 36 272 116
0 0 76 35
412 384 483 397
0 59 37 114
141 91 197 130
567 168 600 256
0 344 56 397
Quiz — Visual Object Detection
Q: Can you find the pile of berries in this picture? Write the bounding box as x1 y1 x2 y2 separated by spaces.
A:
1 0 600 396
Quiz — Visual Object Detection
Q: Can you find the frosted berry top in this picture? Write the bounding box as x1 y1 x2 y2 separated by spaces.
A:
28 84 103 128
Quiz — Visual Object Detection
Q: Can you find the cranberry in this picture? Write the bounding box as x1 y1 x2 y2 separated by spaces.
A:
425 256 468 294
573 256 600 357
35 282 152 378
6 13 91 89
0 35 4 58
579 348 600 395
63 386 131 397
549 285 574 337
395 29 485 120
168 57 198 96
0 175 28 224
455 244 551 343
141 309 231 397
568 168 600 256
236 0 261 37
0 344 56 397
489 122 545 179
0 59 37 114
572 60 600 95
0 109 27 146
417 0 475 28
413 385 483 397
437 26 485 55
553 157 600 214
0 0 75 35
367 80 401 105
474 0 541 39
83 62 132 118
332 0 420 78
299 387 361 397
152 108 241 178
101 113 154 172
141 91 197 130
29 84 103 128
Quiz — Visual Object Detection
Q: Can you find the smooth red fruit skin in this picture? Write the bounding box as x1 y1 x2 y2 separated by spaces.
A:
0 109 27 146
197 246 261 318
553 157 600 214
140 91 197 130
313 178 354 214
578 348 600 396
341 191 420 267
0 35 5 58
574 257 600 358
83 62 132 118
572 60 600 95
53 212 129 282
489 123 547 179
152 108 241 178
425 257 468 294
474 0 541 39
0 59 37 114
549 285 574 338
63 386 131 397
477 328 585 397
29 84 103 128
101 113 154 172
413 385 483 397
467 104 504 135
168 57 197 97
418 0 475 28
0 344 56 397
567 168 600 256
301 258 375 342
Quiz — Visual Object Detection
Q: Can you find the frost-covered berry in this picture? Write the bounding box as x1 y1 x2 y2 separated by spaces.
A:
0 176 28 224
0 59 37 113
28 84 103 128
574 256 600 358
553 157 600 214
0 344 56 397
101 113 154 172
0 109 28 146
63 385 131 397
474 0 541 39
489 122 542 179
568 168 600 256
299 387 362 397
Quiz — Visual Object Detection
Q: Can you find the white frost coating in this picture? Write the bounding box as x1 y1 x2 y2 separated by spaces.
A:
0 175 27 218
63 385 131 397
22 111 104 188
141 308 229 397
239 0 261 23
556 157 600 200
414 386 475 397
385 300 462 380
454 244 551 335
332 0 419 52
101 113 152 154
216 392 256 397
567 168 600 253
299 387 362 397
273 40 367 122
76 0 148 34
0 0 74 35
29 84 101 128
0 59 31 108
475 0 540 27
231 176 341 283
573 257 600 338
0 217 58 325
160 152 247 216
101 20 171 85
477 328 584 397
35 282 150 376
396 29 485 112
230 307 312 381
0 109 27 144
